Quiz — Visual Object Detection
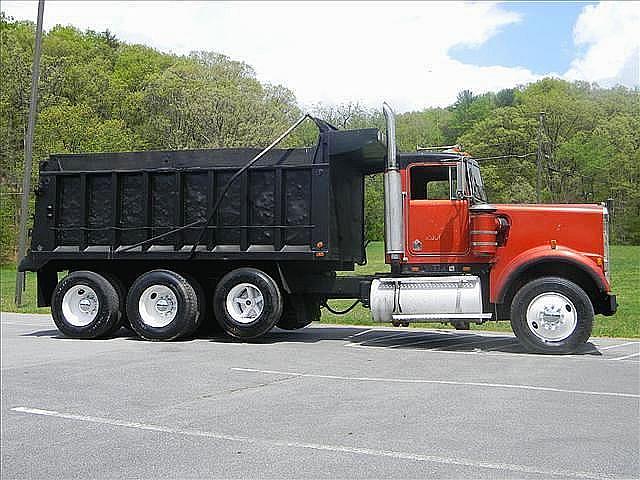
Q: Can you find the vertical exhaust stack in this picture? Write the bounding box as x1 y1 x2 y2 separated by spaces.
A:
382 103 405 267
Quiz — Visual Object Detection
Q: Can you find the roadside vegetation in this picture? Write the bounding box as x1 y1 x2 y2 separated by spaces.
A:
2 243 638 338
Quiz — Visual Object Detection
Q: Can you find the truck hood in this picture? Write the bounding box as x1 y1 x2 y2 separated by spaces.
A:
492 203 605 257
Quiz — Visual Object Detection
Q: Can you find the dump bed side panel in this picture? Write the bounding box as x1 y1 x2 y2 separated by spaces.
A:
23 129 385 271
33 163 324 258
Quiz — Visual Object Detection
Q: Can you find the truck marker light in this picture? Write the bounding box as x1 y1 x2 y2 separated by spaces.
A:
550 240 557 249
596 257 603 266
410 266 420 272
462 266 471 272
315 252 325 257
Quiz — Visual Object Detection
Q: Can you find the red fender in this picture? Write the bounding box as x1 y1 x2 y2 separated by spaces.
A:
490 245 609 304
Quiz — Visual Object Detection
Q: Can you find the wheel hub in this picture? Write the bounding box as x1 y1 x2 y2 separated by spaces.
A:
61 285 99 326
139 285 178 327
226 283 264 324
526 292 577 342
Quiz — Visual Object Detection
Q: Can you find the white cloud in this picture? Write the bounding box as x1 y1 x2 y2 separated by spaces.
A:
564 2 640 88
4 1 544 111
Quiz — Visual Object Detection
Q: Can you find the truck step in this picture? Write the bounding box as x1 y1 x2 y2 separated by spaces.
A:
390 313 493 323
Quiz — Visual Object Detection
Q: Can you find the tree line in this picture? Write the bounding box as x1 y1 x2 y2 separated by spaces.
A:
1 14 638 261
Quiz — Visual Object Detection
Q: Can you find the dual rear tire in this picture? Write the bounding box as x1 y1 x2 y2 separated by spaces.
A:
126 270 202 341
51 269 204 341
51 267 289 342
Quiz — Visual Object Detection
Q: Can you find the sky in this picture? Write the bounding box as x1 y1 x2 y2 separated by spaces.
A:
3 1 639 112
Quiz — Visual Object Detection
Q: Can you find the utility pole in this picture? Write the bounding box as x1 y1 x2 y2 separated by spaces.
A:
15 0 45 306
536 111 546 203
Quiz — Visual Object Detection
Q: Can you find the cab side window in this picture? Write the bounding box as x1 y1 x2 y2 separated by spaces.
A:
410 166 456 200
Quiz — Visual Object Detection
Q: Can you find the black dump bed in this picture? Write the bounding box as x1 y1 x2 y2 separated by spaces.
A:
21 127 386 272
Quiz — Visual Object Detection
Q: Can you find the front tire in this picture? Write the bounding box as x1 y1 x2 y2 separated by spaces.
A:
510 277 593 354
126 270 200 341
213 268 283 339
51 271 121 339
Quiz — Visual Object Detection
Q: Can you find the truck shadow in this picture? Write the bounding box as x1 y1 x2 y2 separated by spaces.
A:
212 325 603 356
22 324 601 355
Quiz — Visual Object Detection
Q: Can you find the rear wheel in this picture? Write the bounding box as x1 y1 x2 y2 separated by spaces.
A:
510 276 593 354
51 271 121 339
126 270 200 341
213 268 282 339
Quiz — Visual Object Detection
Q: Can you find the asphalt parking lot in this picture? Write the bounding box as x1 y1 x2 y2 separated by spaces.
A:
1 312 639 479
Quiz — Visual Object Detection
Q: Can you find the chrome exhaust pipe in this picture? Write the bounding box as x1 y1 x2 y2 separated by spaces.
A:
382 102 404 262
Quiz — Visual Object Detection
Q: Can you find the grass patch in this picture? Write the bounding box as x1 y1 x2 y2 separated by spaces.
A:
1 244 638 338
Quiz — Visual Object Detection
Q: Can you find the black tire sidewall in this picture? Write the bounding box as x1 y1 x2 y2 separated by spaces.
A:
510 277 594 354
51 271 120 339
180 273 206 337
213 268 282 339
98 272 127 336
126 270 198 341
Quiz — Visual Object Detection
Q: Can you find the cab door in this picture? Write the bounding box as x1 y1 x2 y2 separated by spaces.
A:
406 163 470 256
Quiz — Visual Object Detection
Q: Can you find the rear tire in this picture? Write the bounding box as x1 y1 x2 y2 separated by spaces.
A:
181 273 206 337
213 268 282 339
98 272 128 336
510 276 593 354
126 270 200 341
51 271 120 339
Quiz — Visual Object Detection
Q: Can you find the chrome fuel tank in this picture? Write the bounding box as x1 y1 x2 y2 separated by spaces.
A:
370 276 487 323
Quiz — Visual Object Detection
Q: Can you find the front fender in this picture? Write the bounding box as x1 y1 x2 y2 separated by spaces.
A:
491 245 609 304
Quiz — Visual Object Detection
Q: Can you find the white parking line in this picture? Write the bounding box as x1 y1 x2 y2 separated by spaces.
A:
10 406 609 479
232 368 640 399
611 352 640 361
0 321 54 327
347 329 374 338
596 341 639 351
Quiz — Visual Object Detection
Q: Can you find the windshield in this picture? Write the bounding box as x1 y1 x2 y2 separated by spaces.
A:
467 160 488 203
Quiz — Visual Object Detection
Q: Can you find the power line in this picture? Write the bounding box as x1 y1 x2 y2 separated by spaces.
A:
473 152 536 162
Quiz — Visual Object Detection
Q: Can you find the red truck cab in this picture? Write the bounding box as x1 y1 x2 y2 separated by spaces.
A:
394 151 616 351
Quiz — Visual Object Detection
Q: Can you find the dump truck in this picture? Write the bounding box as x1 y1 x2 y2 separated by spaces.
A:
19 104 617 353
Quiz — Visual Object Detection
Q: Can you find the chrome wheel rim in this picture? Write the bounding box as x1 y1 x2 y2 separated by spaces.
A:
526 292 577 342
138 285 178 328
226 283 264 324
62 285 99 326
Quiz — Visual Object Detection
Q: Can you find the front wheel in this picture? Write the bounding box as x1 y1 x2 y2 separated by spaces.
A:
510 277 593 354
